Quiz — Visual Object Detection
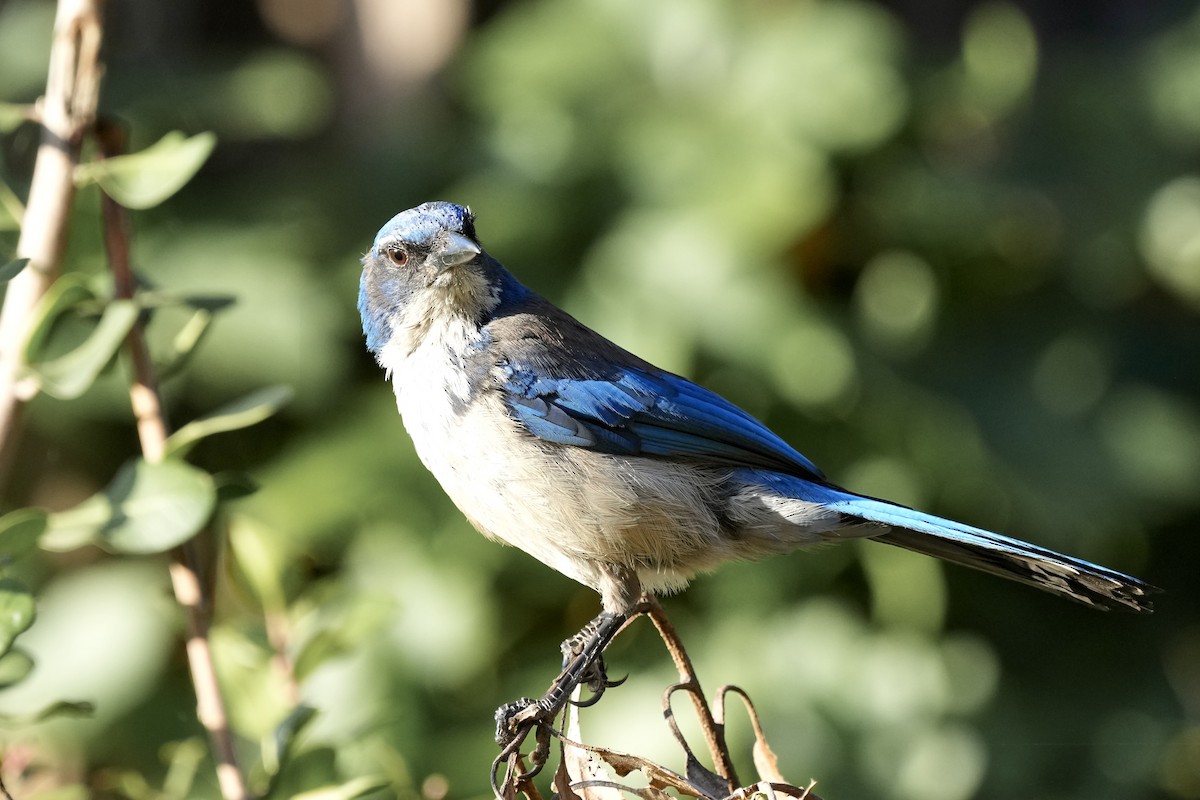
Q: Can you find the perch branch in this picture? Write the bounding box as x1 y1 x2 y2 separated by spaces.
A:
644 598 738 789
496 599 826 800
96 120 251 800
0 0 104 484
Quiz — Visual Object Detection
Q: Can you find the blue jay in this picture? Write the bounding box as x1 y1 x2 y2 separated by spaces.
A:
359 201 1155 746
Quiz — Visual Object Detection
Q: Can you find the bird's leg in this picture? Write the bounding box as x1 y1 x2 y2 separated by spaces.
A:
560 612 629 707
494 610 628 751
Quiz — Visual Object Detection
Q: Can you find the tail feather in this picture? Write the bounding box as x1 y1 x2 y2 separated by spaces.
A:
818 491 1158 613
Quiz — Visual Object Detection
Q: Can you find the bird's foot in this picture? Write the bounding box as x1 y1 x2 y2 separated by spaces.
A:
492 696 555 793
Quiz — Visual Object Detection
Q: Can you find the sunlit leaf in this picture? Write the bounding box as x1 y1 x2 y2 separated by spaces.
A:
0 647 34 688
289 776 391 800
0 579 35 656
0 508 47 566
43 459 217 554
23 299 139 399
0 257 28 283
75 131 217 210
164 384 293 458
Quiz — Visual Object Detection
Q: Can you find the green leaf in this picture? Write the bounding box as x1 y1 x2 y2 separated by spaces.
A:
0 508 48 566
0 700 95 723
75 131 217 210
0 579 35 656
260 704 318 778
158 309 215 379
43 459 217 554
0 648 34 688
228 520 286 610
0 181 24 231
12 786 88 800
164 385 293 458
146 299 235 380
40 492 108 552
0 102 31 133
293 629 348 682
135 289 237 312
23 299 140 399
0 257 28 283
162 738 207 800
289 776 391 800
23 273 94 360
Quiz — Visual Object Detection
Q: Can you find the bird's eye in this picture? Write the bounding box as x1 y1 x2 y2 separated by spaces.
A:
386 247 409 267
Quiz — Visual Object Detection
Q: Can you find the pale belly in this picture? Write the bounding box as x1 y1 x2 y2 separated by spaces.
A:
394 381 747 597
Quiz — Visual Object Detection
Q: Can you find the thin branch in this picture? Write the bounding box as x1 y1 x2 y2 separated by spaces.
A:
495 600 826 800
264 608 302 709
96 120 251 800
643 598 738 788
0 0 104 484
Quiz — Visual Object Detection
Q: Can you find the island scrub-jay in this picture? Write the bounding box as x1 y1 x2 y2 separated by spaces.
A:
359 201 1155 739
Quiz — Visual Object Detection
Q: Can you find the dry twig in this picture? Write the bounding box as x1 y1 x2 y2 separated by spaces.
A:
493 598 823 800
0 0 104 481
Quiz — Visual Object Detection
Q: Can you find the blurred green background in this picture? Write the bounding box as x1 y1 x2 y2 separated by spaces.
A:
2 0 1199 798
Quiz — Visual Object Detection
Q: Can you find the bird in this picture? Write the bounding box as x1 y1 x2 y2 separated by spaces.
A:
358 200 1156 745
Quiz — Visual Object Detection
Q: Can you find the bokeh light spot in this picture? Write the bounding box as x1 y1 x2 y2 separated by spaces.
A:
1031 332 1112 417
855 250 939 353
770 320 857 410
1140 175 1200 308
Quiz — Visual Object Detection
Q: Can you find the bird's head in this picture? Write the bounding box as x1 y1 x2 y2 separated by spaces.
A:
359 201 497 355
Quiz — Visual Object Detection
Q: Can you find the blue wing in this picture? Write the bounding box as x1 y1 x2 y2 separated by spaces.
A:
500 362 826 481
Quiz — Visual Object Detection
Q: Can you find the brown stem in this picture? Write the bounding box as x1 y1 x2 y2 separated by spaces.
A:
264 608 301 709
96 121 251 800
0 0 104 485
644 598 739 788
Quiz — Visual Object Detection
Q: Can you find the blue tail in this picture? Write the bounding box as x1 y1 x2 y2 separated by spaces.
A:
813 488 1157 613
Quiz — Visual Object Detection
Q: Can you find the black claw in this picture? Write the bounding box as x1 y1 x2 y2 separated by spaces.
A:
605 673 628 689
571 689 604 708
571 668 629 708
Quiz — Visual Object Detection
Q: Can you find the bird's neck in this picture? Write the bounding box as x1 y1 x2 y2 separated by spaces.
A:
378 263 529 383
374 267 511 381
390 268 494 351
